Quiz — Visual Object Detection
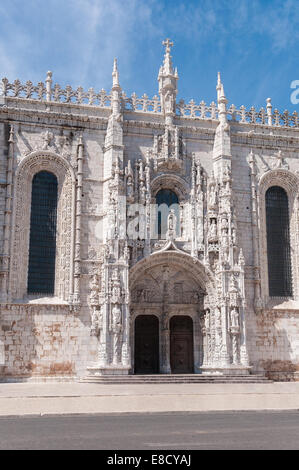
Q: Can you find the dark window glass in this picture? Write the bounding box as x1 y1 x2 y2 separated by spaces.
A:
156 189 179 238
27 171 58 295
266 186 292 297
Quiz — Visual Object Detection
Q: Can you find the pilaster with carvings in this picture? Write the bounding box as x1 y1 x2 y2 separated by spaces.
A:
1 125 14 303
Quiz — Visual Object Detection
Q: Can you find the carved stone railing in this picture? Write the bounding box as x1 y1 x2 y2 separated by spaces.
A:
227 103 299 128
1 77 112 108
176 99 218 120
121 92 161 113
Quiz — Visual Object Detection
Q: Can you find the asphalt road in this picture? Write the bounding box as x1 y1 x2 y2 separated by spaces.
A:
0 411 298 450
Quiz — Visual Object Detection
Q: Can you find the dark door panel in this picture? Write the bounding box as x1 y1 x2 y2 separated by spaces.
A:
170 316 194 373
135 315 159 374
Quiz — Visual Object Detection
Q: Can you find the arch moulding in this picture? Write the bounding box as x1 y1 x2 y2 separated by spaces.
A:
258 169 299 302
151 174 190 201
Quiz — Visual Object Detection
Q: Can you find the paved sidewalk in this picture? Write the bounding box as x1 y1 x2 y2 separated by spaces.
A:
0 382 298 416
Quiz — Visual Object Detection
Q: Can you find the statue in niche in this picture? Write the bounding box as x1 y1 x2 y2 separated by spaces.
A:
208 184 217 207
89 273 100 305
167 209 177 239
230 308 239 329
208 219 218 241
221 217 228 230
126 174 134 200
112 304 122 333
139 181 146 204
164 90 174 114
215 307 221 328
91 306 103 337
111 270 122 304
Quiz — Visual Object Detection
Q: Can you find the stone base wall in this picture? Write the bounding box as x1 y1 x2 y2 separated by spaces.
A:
0 304 299 381
0 304 98 379
248 309 299 381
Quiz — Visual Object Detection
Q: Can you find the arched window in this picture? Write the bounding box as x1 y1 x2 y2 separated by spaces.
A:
266 186 292 297
27 171 58 295
156 189 179 239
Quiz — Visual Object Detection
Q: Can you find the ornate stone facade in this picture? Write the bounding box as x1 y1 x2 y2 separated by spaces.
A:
0 40 299 380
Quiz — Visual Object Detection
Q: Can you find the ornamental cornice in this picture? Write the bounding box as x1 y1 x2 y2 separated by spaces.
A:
123 119 217 136
0 104 109 128
0 303 70 311
1 105 218 139
231 129 299 146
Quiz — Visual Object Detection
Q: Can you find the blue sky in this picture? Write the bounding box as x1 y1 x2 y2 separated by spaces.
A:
0 0 298 112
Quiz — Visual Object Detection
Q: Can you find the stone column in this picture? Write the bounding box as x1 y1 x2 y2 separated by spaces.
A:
160 313 171 373
220 304 230 366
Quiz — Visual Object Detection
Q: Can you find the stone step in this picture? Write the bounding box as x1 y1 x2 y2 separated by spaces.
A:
81 374 271 384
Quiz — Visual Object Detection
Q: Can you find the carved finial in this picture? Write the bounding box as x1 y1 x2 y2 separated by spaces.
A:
46 71 52 102
266 97 272 125
162 38 174 75
8 124 14 143
112 58 119 88
46 71 52 81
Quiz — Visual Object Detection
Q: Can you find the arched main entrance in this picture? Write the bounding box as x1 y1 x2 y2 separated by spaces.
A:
130 250 216 374
170 316 194 373
134 315 159 374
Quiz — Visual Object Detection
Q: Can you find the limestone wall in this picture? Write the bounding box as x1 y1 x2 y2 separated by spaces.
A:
0 86 299 380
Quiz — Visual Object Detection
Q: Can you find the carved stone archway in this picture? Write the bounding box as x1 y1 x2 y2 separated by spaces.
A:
9 151 76 301
130 250 216 373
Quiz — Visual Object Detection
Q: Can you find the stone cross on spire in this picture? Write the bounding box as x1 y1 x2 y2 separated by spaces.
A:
161 38 175 76
162 38 174 53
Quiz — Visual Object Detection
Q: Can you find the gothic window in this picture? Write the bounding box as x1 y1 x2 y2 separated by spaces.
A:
156 188 179 238
27 171 58 295
266 186 292 297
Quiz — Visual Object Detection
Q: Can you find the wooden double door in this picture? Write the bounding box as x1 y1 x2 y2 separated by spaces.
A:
134 314 194 374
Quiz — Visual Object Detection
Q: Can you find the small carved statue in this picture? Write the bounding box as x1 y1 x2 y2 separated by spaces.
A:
230 307 239 329
91 306 103 337
208 219 218 241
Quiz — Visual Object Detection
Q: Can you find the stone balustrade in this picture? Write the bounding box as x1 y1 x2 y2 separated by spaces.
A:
1 76 298 127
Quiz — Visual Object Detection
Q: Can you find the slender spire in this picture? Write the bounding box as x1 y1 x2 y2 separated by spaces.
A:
216 71 228 125
110 58 122 117
219 83 227 102
217 72 227 104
